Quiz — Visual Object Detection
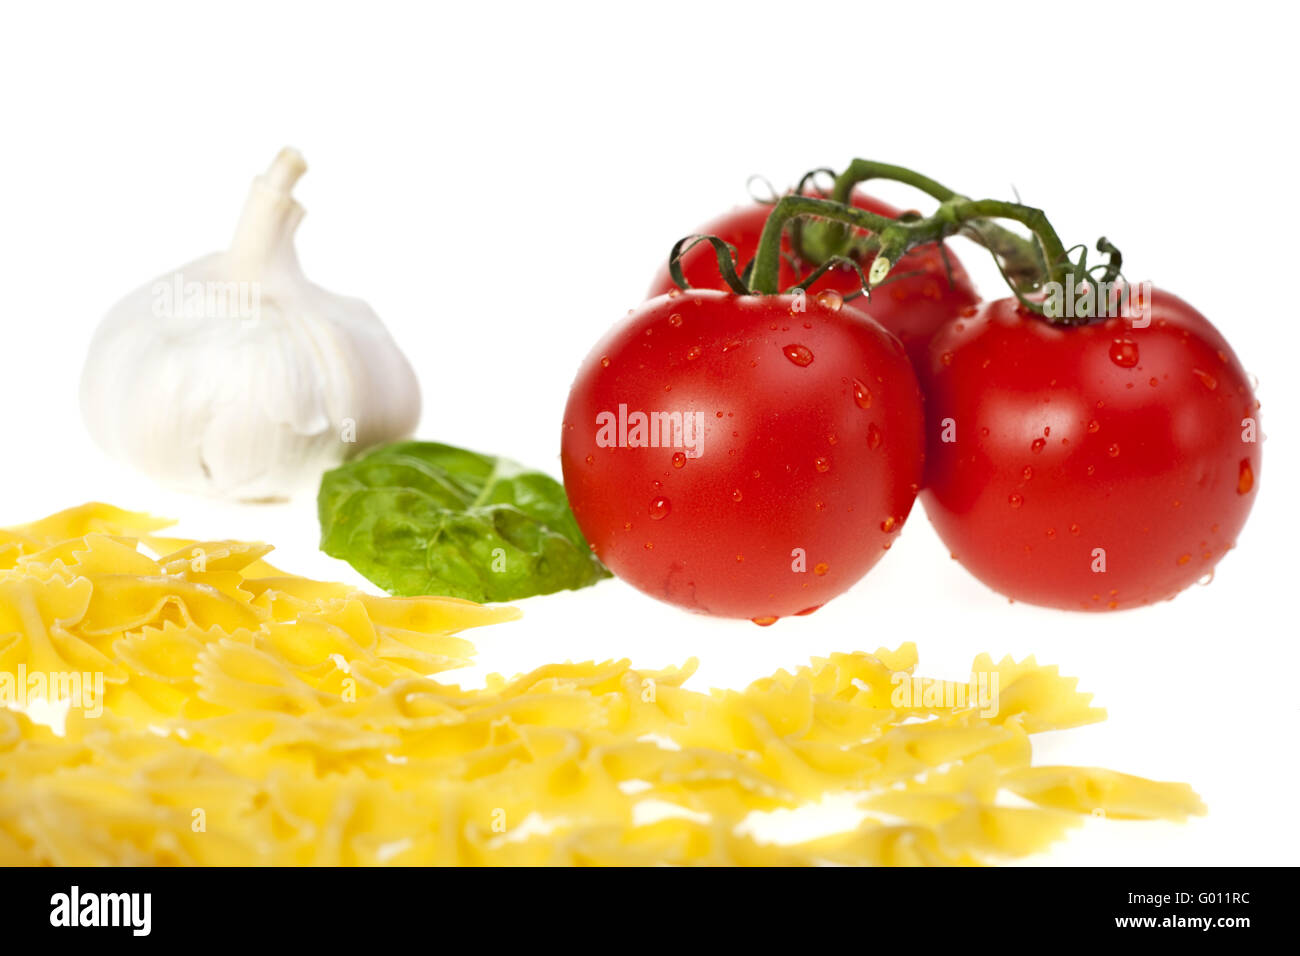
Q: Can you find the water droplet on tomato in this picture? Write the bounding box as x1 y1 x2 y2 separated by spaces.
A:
668 312 683 327
1238 459 1254 494
867 423 882 449
667 288 682 299
1192 368 1218 390
881 516 896 532
732 489 743 502
794 604 823 616
813 562 829 576
783 344 814 367
814 456 830 473
1109 338 1140 368
671 452 686 469
1008 493 1023 509
1176 553 1191 565
1108 443 1121 458
585 454 594 465
751 616 778 627
686 345 702 360
1031 438 1046 453
648 497 670 520
815 289 844 312
721 339 742 352
941 351 954 366
600 356 611 369
1022 466 1033 480
1197 570 1215 586
852 379 873 409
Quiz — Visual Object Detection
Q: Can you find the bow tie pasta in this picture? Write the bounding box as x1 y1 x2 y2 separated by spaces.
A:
0 503 1203 865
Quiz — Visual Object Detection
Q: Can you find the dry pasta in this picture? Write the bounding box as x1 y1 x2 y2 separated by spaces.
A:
0 503 1205 866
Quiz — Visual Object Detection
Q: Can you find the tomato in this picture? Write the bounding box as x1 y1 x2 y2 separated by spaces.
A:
646 191 980 371
561 289 924 621
918 290 1261 610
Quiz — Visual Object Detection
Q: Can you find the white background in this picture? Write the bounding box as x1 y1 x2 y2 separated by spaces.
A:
2 0 1296 865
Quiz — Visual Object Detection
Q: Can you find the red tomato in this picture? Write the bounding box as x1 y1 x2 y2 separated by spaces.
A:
646 192 980 370
919 290 1261 610
561 289 924 621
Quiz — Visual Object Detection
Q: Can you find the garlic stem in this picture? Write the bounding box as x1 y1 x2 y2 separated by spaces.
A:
263 147 307 192
228 147 308 280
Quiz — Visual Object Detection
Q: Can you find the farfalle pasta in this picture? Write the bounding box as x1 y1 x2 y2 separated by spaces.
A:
0 503 1205 866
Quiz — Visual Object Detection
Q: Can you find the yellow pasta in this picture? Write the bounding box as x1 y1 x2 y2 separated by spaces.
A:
0 503 1205 866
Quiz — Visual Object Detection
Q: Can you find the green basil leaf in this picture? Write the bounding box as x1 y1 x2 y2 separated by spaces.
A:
318 441 610 602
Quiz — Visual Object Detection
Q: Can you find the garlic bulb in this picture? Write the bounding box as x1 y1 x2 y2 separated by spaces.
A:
80 148 421 501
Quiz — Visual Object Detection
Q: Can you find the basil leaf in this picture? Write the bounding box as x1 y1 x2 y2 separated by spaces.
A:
318 441 610 602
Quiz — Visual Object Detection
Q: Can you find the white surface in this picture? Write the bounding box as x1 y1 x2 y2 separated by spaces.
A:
1 0 1296 865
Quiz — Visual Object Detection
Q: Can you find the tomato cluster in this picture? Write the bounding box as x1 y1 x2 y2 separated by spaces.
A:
561 176 1261 622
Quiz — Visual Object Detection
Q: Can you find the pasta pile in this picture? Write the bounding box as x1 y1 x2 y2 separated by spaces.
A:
1 504 1204 865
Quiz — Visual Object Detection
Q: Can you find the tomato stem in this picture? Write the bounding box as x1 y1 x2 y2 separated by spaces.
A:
749 195 900 294
925 198 1119 325
734 163 1111 326
830 159 959 205
801 160 1047 287
750 191 1075 295
941 198 1071 282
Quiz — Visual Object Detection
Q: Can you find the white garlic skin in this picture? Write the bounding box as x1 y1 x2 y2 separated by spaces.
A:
79 149 421 501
